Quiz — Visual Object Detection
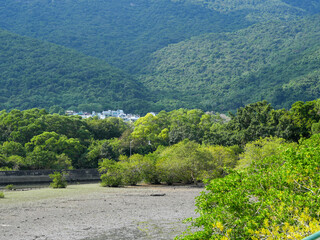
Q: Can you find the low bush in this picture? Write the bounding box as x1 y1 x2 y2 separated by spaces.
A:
99 159 123 187
120 155 143 186
5 184 15 190
49 171 67 188
0 191 4 198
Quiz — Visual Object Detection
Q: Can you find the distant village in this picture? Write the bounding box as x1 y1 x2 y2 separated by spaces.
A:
65 109 155 122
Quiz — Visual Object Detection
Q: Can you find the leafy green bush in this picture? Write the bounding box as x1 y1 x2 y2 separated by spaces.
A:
139 153 161 184
155 140 239 185
5 184 15 190
120 155 143 186
99 159 123 187
49 171 67 188
177 134 320 239
0 191 4 198
236 136 289 169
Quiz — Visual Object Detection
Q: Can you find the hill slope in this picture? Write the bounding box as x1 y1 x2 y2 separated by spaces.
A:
140 15 320 111
182 0 320 21
0 0 250 73
1 0 320 113
0 28 150 113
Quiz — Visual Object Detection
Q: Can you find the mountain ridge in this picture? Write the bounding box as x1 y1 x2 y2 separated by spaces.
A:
0 28 151 113
0 0 320 113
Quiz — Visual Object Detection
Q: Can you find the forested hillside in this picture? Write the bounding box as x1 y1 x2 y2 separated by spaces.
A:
141 15 320 111
182 0 320 21
0 28 150 113
0 0 320 113
0 0 250 72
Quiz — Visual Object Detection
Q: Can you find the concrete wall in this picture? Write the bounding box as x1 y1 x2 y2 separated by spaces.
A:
0 169 100 185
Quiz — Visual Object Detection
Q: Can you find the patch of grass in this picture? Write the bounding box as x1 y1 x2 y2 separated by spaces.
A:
0 191 4 198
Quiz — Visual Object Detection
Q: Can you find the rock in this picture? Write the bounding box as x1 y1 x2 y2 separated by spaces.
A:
150 193 166 196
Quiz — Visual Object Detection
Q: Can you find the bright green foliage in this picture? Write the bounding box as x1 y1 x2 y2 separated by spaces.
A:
155 140 238 184
131 113 165 153
236 137 289 169
120 155 143 186
139 152 161 184
168 109 205 144
178 134 320 239
49 171 67 188
156 140 207 184
1 141 25 157
129 109 220 155
0 153 25 171
250 207 320 239
0 191 4 198
99 159 124 187
5 184 15 190
203 145 239 180
25 132 85 169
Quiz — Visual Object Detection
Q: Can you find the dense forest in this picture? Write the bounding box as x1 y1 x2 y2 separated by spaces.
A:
0 0 250 72
1 98 320 172
1 98 320 238
0 0 320 113
0 28 151 113
141 15 320 111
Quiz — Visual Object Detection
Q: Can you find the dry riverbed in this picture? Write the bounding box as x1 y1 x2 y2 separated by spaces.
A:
0 184 203 240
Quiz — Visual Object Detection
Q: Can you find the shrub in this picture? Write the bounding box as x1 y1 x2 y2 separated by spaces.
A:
99 159 123 187
177 134 320 239
0 191 4 198
236 136 288 169
121 155 143 186
5 184 15 190
49 171 67 188
140 153 161 184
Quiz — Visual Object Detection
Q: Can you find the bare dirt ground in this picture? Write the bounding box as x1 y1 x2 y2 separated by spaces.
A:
0 184 203 240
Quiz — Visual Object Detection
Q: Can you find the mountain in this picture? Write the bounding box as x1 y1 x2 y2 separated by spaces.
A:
182 0 320 21
0 28 150 113
140 15 320 111
0 0 320 113
0 0 250 73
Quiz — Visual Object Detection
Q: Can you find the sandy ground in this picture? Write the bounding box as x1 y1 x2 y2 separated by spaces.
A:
0 184 203 240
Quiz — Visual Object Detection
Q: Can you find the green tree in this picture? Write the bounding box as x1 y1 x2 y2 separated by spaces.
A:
157 140 213 184
290 100 320 139
1 141 25 157
236 137 289 169
86 117 128 140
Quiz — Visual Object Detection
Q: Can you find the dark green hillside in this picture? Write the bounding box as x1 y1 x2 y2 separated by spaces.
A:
141 15 320 112
0 29 150 113
0 0 250 73
183 0 320 21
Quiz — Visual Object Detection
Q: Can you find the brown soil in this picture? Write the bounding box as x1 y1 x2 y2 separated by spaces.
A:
0 184 203 240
